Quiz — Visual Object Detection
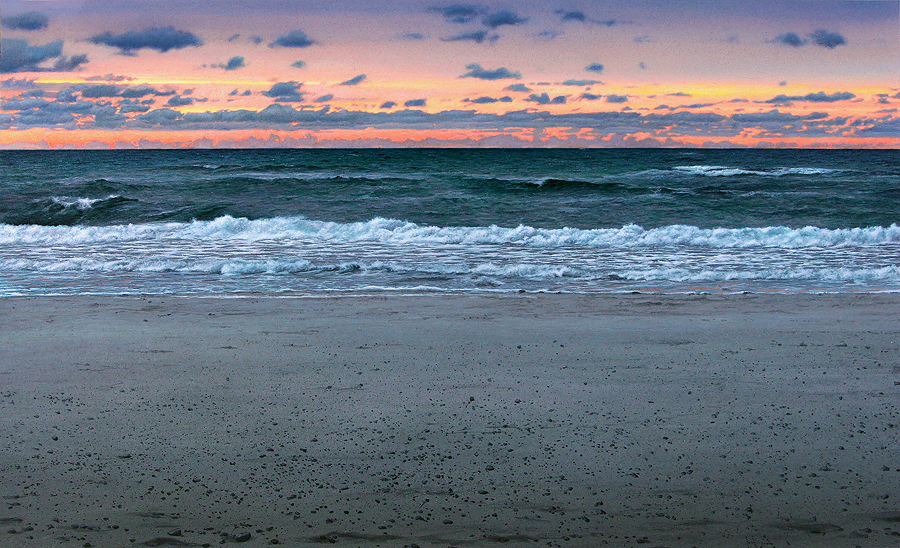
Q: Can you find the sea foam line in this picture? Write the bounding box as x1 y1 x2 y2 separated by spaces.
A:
0 216 897 248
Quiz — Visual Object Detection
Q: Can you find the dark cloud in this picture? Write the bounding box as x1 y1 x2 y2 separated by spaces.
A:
227 34 241 43
525 93 566 105
314 94 334 103
639 62 647 70
118 100 151 114
810 29 846 48
482 11 527 29
430 5 485 24
585 63 604 73
380 101 397 109
224 56 245 70
249 36 264 45
81 84 120 98
269 30 315 48
765 91 856 103
340 74 367 86
404 99 427 107
262 81 305 102
56 89 78 103
667 92 691 97
460 63 520 80
166 95 194 107
1 39 65 73
120 87 174 98
464 96 512 104
774 32 806 47
2 12 50 31
504 83 531 93
52 54 89 71
558 10 586 22
562 79 602 86
606 94 629 103
291 60 306 69
580 93 602 101
89 27 202 54
442 30 496 43
401 33 426 40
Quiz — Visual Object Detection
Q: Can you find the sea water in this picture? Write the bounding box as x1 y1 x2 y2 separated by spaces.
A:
1 148 897 296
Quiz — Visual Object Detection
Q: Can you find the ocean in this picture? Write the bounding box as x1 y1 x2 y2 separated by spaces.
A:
1 148 897 296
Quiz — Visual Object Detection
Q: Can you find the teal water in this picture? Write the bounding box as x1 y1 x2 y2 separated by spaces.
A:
1 148 897 295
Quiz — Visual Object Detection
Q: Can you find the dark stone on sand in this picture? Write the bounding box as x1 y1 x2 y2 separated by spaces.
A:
168 528 182 536
234 531 251 542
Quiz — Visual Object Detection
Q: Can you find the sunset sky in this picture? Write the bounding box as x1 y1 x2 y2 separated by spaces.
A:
1 0 898 148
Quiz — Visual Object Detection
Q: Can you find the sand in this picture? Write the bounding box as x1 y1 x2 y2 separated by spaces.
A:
1 293 899 548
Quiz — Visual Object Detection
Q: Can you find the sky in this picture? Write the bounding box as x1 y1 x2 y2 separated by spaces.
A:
1 0 898 148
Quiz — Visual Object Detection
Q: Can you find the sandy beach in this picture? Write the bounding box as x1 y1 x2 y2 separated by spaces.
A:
1 293 899 548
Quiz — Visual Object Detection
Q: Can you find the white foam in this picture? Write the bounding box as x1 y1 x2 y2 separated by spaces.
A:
1 216 897 249
672 165 839 177
49 195 121 210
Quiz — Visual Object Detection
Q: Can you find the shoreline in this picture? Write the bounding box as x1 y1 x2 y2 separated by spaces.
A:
2 293 899 547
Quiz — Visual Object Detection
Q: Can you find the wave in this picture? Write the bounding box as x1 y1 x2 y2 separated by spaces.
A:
1 215 898 249
3 256 896 287
671 165 841 177
48 194 129 210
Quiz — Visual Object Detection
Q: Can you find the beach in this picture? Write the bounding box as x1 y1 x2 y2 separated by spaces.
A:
1 293 898 547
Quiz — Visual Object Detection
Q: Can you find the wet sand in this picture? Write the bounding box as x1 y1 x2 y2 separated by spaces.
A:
1 293 899 547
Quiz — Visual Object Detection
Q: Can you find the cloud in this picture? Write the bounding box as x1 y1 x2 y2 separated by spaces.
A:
269 30 315 48
430 5 485 24
340 74 367 86
464 96 512 104
380 101 396 109
765 91 856 103
460 63 520 80
559 10 586 22
51 54 89 71
0 39 68 73
525 93 566 105
580 93 602 101
774 32 806 47
774 30 847 49
810 29 846 48
482 11 527 28
120 87 174 98
262 81 305 102
442 30 496 43
404 99 427 107
227 34 241 43
2 12 49 31
561 79 602 86
166 95 194 107
81 84 121 98
118 100 152 114
585 63 604 73
504 83 531 93
314 94 333 103
90 27 202 54
224 56 245 70
291 60 306 69
401 33 426 40
606 94 629 103
249 36 264 45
